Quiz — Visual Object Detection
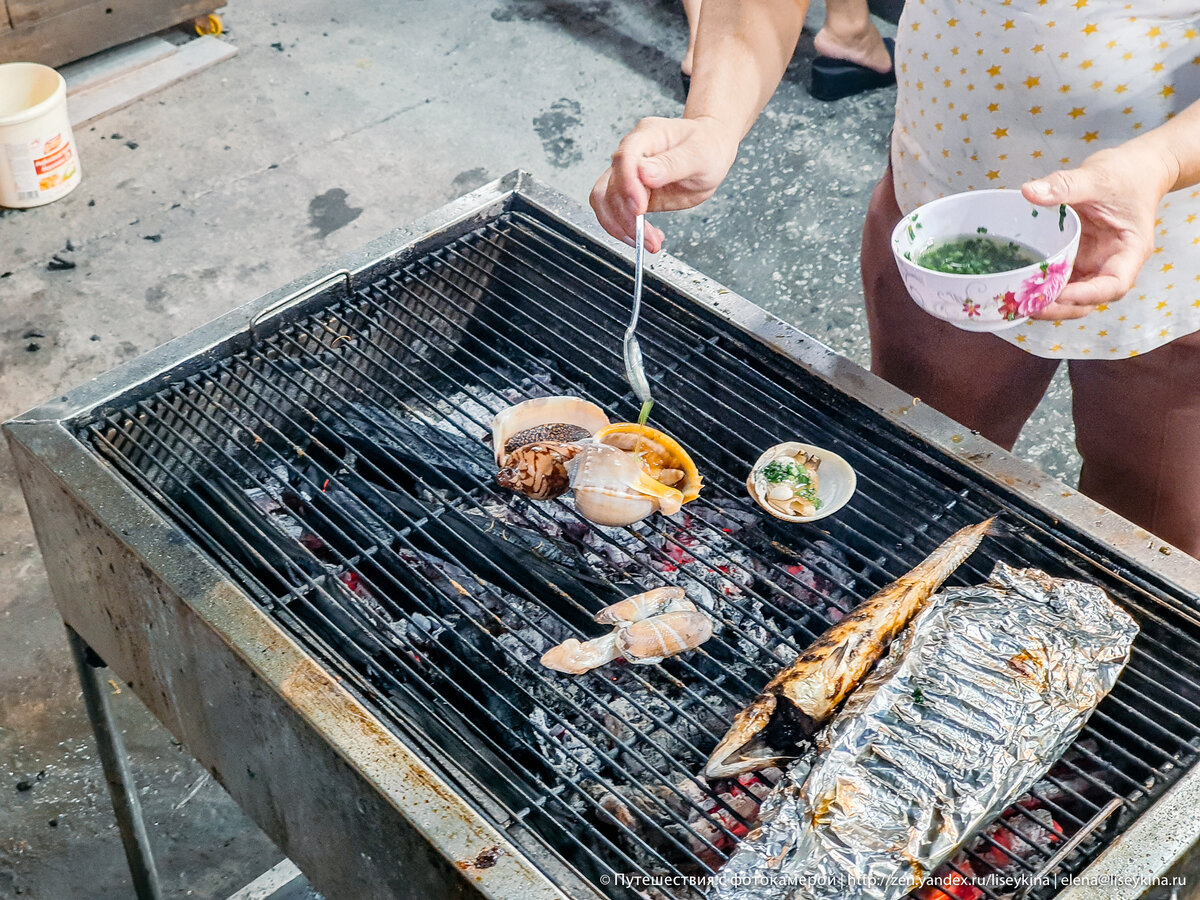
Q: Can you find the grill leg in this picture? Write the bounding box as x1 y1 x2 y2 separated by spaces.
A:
67 627 164 900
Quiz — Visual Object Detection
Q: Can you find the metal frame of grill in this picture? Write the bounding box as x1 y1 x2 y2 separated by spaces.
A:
8 170 1200 900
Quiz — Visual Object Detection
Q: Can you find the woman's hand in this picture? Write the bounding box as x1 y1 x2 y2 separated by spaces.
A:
1021 144 1175 321
590 115 740 253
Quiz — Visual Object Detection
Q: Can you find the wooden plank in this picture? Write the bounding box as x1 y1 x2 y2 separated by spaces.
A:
0 0 225 68
0 0 11 35
8 0 86 30
67 35 235 127
62 36 177 95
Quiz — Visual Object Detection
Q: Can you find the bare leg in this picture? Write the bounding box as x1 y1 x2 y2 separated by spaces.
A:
681 0 701 77
814 0 892 74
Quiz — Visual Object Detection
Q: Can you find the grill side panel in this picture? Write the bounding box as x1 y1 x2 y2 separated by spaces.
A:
6 424 576 900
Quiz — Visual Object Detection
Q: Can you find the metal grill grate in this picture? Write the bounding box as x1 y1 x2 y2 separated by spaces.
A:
85 203 1200 900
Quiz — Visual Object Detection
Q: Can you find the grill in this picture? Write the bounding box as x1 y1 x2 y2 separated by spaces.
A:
9 171 1200 900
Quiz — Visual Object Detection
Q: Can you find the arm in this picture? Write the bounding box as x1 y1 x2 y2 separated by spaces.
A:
591 0 810 251
1021 101 1200 320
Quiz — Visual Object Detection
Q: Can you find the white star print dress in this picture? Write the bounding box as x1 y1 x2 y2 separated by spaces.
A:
891 0 1200 358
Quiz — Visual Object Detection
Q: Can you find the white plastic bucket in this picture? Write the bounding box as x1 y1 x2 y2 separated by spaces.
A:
0 62 81 208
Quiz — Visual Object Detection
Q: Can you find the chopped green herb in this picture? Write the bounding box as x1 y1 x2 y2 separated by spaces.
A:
912 686 925 705
1058 203 1067 232
761 459 809 485
1031 209 1039 218
976 226 988 234
916 234 1042 275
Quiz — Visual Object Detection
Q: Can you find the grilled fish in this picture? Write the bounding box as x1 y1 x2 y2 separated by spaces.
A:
704 517 994 779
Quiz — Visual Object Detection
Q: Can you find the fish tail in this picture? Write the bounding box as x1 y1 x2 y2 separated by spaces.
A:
905 517 995 589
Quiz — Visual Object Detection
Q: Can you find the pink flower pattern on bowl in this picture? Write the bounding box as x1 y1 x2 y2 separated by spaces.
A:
962 299 982 318
1015 258 1071 316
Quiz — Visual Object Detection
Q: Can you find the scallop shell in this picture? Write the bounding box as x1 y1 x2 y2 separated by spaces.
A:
567 442 685 526
616 610 715 665
491 396 609 465
491 396 609 500
594 586 692 626
596 423 703 503
540 632 620 674
746 441 857 523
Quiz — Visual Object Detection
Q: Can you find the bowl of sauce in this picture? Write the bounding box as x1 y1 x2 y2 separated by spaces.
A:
890 189 1081 332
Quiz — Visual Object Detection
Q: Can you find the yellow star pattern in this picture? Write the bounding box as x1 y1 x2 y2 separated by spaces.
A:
890 2 1200 361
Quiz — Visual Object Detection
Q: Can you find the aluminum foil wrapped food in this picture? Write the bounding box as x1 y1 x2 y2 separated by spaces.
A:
710 563 1138 900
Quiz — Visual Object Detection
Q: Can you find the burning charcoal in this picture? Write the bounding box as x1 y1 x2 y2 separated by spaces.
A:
686 769 782 869
530 706 599 779
600 696 674 749
497 628 547 663
324 402 493 487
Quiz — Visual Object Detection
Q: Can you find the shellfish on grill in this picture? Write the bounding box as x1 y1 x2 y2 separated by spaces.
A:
539 632 620 674
746 441 857 523
594 586 693 625
568 423 703 527
616 609 714 665
491 396 610 500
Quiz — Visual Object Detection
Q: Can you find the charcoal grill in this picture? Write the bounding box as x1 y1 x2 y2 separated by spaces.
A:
8 170 1200 900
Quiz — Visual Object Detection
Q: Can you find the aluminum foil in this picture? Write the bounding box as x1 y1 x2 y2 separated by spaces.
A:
709 563 1137 900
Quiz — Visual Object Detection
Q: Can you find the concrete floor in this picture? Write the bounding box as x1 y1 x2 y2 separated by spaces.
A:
0 0 1081 896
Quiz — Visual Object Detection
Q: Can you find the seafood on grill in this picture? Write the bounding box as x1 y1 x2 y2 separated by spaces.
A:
541 588 715 674
747 443 822 519
540 632 621 674
616 609 714 664
705 518 994 779
594 585 693 625
746 441 857 523
492 396 610 500
712 563 1137 900
569 423 703 527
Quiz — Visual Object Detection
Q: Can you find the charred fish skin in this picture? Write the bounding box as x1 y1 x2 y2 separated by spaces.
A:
705 518 995 779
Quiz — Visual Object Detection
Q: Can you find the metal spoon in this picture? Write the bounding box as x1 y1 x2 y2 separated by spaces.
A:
624 214 654 424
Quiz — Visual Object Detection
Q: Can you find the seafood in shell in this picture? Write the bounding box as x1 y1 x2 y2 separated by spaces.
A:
540 632 620 674
747 443 822 520
496 442 581 501
568 443 686 526
541 588 715 674
705 518 994 778
596 423 703 503
491 396 609 500
569 424 703 527
616 609 714 665
594 586 693 625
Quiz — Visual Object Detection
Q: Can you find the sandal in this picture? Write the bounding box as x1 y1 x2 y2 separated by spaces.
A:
809 37 896 102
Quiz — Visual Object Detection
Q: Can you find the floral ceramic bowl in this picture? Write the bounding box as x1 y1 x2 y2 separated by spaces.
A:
891 189 1082 333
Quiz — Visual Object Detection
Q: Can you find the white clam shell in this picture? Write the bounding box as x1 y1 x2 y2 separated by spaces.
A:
746 441 856 523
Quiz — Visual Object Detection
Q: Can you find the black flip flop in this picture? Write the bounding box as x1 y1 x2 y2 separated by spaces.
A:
809 37 896 102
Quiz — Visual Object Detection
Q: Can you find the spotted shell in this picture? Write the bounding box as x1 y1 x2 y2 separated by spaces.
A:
491 396 609 465
616 610 715 665
491 396 609 500
496 441 581 501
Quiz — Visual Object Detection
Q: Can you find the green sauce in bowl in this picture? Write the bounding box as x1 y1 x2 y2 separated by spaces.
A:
917 233 1042 275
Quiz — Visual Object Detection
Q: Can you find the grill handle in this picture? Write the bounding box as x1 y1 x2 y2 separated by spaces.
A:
249 269 354 341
